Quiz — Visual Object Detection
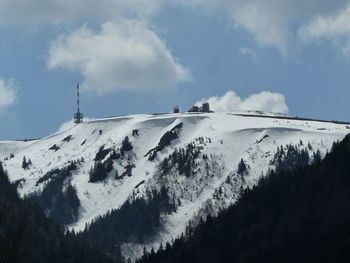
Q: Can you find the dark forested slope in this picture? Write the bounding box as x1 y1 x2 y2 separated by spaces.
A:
0 163 117 263
138 134 350 263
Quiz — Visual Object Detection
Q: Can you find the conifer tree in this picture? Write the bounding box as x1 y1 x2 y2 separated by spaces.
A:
22 156 29 169
122 136 133 151
237 158 248 175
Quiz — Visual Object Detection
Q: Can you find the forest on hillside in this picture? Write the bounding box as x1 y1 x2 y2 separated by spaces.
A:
0 163 119 263
2 135 350 262
137 135 350 263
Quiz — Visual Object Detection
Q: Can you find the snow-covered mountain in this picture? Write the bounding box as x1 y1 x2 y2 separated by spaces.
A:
0 111 348 259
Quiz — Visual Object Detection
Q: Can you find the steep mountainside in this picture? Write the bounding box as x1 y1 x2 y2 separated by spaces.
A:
136 134 350 263
0 111 348 259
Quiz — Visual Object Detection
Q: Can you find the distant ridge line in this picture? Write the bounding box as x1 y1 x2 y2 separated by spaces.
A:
232 113 350 125
10 112 350 142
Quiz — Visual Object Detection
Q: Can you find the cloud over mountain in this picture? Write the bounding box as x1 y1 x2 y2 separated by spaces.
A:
47 20 191 94
196 90 289 114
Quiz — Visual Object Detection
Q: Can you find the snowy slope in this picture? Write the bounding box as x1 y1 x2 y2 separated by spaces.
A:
0 111 348 259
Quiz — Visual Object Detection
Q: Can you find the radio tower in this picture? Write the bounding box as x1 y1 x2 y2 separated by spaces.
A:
74 83 83 124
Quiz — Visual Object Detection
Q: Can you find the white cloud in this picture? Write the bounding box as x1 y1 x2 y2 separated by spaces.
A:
299 6 350 56
1 0 349 57
0 0 166 25
232 0 349 55
196 90 288 114
229 1 291 56
47 20 191 94
239 91 289 114
184 0 349 56
0 78 17 112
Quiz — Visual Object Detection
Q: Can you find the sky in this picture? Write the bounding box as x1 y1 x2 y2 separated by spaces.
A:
1 0 350 140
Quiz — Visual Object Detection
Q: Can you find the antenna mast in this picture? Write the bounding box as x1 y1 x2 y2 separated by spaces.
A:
74 83 83 124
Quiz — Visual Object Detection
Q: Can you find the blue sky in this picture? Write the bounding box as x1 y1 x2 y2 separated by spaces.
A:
1 0 350 140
